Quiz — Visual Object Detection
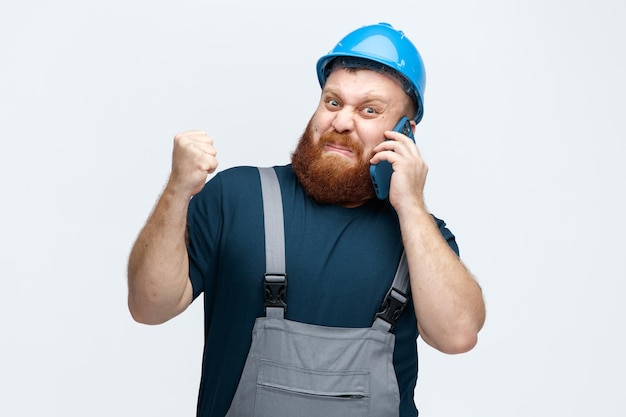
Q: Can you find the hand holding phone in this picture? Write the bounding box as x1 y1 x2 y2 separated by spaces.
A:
369 117 415 200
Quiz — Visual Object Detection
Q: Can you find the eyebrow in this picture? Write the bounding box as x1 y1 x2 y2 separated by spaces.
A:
322 87 389 105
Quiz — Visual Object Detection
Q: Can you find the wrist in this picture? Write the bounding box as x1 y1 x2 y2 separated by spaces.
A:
393 194 428 220
164 177 198 202
396 200 436 231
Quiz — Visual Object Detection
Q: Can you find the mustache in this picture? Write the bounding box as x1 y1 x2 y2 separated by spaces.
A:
317 131 363 156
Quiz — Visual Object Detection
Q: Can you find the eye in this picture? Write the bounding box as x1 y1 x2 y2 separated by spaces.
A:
324 97 341 111
359 106 380 119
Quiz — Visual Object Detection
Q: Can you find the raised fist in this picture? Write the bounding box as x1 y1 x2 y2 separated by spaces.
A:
168 130 218 198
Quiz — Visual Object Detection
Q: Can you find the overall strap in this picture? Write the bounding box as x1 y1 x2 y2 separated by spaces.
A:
258 166 410 330
372 251 410 332
258 167 287 319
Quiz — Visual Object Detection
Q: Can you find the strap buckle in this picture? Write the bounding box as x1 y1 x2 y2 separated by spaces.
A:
264 273 287 313
375 288 408 331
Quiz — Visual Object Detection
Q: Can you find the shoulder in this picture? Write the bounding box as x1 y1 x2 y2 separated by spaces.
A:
213 164 294 187
212 165 261 188
191 165 295 207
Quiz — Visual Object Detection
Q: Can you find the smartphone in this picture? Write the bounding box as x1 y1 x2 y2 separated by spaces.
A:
370 116 415 200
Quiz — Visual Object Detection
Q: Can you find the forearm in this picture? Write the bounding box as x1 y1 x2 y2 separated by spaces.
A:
127 186 194 325
399 208 485 354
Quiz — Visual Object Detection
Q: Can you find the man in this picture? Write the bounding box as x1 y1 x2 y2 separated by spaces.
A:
128 22 485 417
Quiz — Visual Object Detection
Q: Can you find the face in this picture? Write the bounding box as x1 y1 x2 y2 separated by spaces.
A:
291 67 412 207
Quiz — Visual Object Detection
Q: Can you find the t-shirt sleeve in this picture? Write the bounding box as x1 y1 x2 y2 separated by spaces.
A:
187 175 224 300
432 215 460 256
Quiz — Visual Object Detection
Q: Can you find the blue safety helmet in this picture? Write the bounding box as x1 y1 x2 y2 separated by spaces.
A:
316 22 426 124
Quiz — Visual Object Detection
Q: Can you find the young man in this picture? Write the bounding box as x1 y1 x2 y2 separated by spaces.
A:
128 22 485 417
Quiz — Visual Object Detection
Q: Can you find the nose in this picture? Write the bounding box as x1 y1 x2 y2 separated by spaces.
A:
331 108 355 133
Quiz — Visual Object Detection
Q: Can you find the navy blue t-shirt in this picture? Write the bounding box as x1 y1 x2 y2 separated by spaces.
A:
187 164 459 417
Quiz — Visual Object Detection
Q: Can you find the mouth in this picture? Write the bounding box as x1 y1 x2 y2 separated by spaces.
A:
323 143 356 158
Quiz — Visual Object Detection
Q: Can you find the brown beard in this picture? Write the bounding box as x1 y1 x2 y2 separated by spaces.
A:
291 119 376 205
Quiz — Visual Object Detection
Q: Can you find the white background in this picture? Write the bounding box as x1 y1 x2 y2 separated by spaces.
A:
1 0 624 416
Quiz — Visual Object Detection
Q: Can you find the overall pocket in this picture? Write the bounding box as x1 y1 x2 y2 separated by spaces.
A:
254 359 369 417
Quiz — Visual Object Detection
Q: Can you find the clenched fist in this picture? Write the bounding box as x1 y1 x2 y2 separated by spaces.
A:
167 130 218 198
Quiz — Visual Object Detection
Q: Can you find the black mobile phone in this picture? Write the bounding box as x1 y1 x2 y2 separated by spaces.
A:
369 116 415 200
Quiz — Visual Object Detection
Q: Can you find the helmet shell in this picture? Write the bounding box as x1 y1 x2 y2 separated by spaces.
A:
316 22 426 123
